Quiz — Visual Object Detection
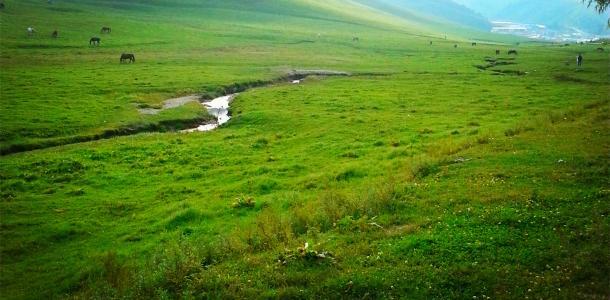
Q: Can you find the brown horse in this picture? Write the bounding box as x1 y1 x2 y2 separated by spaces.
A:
597 48 605 52
89 37 100 46
101 27 111 34
51 30 58 38
472 42 477 46
120 53 135 63
508 49 518 55
495 49 500 55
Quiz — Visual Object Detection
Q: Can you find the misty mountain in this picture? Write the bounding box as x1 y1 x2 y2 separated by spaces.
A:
356 0 491 31
453 0 609 35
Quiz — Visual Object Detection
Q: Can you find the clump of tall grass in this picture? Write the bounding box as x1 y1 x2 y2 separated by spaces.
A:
290 181 402 234
75 181 407 298
76 238 231 299
237 208 294 251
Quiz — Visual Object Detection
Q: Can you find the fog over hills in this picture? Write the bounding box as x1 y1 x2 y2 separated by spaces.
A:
453 0 609 39
354 0 607 41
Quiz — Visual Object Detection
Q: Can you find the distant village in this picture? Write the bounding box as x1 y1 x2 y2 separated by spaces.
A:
491 20 608 42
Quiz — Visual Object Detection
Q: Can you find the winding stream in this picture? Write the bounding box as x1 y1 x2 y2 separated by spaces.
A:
2 70 354 155
136 70 352 134
183 94 236 132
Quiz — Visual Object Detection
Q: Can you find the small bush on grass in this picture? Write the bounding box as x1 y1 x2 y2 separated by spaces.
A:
232 195 255 209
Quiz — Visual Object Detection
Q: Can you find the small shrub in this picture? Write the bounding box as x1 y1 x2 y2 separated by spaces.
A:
166 208 202 229
410 159 439 178
341 151 359 158
258 179 279 194
504 128 519 137
232 196 256 209
68 188 85 196
476 135 490 144
335 168 364 181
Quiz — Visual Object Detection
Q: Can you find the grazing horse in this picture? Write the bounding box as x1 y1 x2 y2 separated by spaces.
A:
597 48 605 52
89 37 100 46
51 30 58 38
429 41 433 45
27 26 36 36
120 53 135 63
101 27 111 34
495 49 500 55
454 44 458 48
352 36 359 42
508 49 518 55
472 42 477 46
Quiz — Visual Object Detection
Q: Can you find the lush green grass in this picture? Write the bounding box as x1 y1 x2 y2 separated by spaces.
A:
1 0 609 299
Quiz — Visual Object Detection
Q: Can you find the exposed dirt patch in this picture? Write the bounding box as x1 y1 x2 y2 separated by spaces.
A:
476 57 524 76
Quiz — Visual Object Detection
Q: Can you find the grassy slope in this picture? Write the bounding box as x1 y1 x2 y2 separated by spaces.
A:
0 0 436 152
1 0 609 299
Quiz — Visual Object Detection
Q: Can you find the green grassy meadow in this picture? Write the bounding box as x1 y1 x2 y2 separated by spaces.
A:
1 0 609 299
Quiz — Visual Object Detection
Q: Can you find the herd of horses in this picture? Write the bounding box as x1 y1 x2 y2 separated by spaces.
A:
87 27 134 63
441 41 519 55
87 26 112 46
16 13 607 65
27 24 135 63
433 40 605 56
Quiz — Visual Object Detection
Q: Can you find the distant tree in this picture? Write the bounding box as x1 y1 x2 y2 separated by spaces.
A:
583 0 609 13
583 0 609 26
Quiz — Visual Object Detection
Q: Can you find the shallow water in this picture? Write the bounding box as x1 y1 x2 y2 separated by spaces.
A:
184 94 236 132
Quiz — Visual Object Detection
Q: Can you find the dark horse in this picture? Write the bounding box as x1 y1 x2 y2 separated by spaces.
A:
89 37 100 46
0 2 5 9
597 48 605 52
495 49 500 55
101 27 111 34
472 42 477 46
508 49 518 55
51 30 58 38
120 53 135 63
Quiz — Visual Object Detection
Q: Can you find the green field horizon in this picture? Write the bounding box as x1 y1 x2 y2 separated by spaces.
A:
1 0 608 299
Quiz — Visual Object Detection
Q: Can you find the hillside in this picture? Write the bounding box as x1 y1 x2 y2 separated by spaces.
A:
1 0 609 299
358 0 491 31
